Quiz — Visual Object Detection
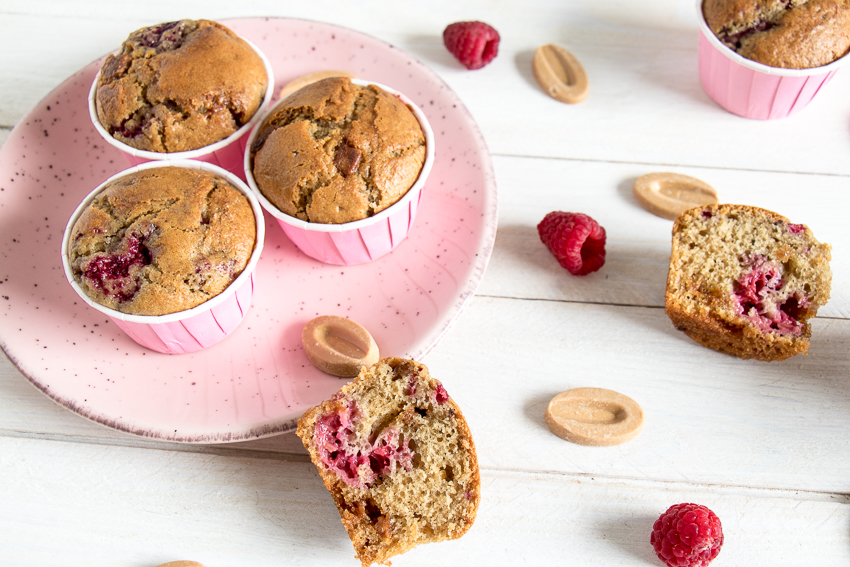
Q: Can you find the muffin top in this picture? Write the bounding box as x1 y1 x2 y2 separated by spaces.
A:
95 19 268 152
703 0 850 69
68 167 257 316
250 77 426 224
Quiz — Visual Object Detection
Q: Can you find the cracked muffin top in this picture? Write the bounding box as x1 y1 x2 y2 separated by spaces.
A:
94 19 268 153
703 0 850 69
249 77 426 224
68 167 257 316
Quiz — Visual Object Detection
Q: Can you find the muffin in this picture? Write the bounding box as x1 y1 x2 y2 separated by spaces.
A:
297 358 480 566
67 166 257 316
94 19 269 153
665 204 832 361
702 0 850 69
250 77 426 224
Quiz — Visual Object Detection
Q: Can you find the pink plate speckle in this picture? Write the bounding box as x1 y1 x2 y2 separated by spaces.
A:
0 17 497 443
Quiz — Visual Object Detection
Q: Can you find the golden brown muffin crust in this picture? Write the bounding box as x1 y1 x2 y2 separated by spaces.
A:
69 167 257 316
250 77 426 224
703 0 850 68
95 19 268 152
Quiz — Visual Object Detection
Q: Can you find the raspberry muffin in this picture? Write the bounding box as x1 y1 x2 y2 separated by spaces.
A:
249 77 427 224
702 0 850 69
94 19 269 152
297 358 480 566
665 204 832 361
67 165 257 316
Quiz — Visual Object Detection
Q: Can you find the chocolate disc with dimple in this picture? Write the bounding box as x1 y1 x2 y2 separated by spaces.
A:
633 172 718 220
532 44 589 104
545 387 644 446
302 315 380 377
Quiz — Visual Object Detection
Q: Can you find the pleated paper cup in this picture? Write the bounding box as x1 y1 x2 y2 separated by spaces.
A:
61 161 265 355
244 79 435 266
88 37 274 181
697 0 848 120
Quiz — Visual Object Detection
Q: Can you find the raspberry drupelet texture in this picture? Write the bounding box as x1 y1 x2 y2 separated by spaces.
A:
651 503 723 567
537 211 606 275
443 21 501 70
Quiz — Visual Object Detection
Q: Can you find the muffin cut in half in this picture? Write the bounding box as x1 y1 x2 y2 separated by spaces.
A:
665 204 831 361
296 358 480 566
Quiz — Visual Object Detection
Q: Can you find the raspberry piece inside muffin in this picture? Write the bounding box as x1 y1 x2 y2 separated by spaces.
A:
140 20 188 50
81 233 152 302
733 257 808 335
313 400 414 489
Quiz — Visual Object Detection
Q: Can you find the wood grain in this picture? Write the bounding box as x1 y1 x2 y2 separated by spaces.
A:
1 1 849 565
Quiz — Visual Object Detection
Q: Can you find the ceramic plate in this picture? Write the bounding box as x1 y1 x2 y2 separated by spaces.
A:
0 17 497 442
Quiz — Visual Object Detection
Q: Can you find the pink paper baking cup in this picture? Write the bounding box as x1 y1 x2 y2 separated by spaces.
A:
696 0 847 120
88 36 274 181
61 161 266 355
244 79 436 266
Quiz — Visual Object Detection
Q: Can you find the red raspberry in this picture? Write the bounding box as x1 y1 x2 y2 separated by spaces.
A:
443 21 500 70
537 211 606 275
651 503 724 567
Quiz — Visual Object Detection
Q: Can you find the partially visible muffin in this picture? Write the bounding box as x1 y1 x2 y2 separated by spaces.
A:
250 77 426 224
297 358 480 566
665 204 832 361
95 19 268 152
68 167 257 316
702 0 850 69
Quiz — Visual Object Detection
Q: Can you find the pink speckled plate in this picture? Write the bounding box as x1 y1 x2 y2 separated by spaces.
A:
0 17 497 443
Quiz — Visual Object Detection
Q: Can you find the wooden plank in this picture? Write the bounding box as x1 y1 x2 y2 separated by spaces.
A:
2 435 848 566
3 295 849 493
423 296 850 494
1 5 850 174
480 155 850 319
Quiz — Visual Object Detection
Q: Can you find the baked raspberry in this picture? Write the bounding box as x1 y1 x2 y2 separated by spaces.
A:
313 400 413 489
443 21 500 70
537 211 606 275
651 503 723 567
81 234 151 302
434 383 449 404
733 256 807 335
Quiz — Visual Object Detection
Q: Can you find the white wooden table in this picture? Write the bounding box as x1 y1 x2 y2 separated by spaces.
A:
1 1 849 565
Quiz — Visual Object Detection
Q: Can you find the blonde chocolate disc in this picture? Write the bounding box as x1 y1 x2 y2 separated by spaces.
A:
532 44 589 104
545 387 644 446
302 315 379 377
633 172 718 221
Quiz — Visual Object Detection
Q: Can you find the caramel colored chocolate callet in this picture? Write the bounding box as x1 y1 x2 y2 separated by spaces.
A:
301 315 380 377
633 172 718 221
545 388 645 446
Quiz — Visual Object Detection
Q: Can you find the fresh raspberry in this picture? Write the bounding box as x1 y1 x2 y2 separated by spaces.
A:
537 211 606 275
651 503 724 567
443 21 500 70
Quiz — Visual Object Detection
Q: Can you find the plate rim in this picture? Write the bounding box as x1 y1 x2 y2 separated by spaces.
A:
0 15 498 444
